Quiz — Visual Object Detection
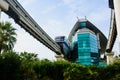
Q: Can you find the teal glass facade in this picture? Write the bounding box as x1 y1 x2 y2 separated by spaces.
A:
80 22 86 27
76 33 99 65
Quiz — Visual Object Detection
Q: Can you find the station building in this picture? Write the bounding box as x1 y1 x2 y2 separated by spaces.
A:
68 19 107 65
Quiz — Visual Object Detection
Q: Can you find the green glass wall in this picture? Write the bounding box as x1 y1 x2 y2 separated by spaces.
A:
76 33 99 65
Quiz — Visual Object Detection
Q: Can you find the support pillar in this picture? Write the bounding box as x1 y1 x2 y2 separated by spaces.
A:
0 0 9 21
113 0 120 53
0 8 2 21
55 54 64 60
0 0 9 11
106 52 114 65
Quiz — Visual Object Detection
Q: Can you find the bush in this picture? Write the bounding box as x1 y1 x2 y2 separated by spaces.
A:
111 74 120 80
64 63 94 80
0 51 21 80
1 51 120 80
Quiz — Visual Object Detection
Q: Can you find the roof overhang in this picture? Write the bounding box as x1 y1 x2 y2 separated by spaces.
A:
68 19 107 54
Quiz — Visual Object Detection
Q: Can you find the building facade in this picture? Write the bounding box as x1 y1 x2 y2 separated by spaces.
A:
73 21 99 65
65 19 107 65
76 32 99 65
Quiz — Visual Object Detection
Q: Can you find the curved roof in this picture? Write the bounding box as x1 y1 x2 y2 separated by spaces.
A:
68 19 107 54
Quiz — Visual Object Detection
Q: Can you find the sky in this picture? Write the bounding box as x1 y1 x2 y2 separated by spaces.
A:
1 0 119 60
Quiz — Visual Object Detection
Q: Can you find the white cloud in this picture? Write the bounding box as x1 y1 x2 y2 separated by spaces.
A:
41 6 57 14
43 19 68 38
62 0 75 5
61 0 111 37
18 0 37 7
62 0 87 14
40 3 62 14
88 8 110 24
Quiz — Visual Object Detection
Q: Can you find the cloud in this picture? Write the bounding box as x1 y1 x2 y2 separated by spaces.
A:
18 0 37 7
62 0 87 14
88 8 110 24
41 6 57 14
62 0 75 5
40 3 62 14
62 0 110 35
43 19 68 38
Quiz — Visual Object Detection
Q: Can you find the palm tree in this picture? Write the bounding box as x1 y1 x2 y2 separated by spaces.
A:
0 21 17 53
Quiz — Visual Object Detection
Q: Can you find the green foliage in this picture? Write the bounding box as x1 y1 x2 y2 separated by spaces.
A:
20 51 38 61
104 63 120 80
113 58 120 64
19 61 37 80
51 60 70 80
111 74 120 80
89 65 105 80
64 63 93 80
19 52 38 80
0 51 21 80
1 51 120 80
33 59 54 80
33 60 71 80
0 21 17 53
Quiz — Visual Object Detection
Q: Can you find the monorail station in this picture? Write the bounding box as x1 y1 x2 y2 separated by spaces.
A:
71 19 107 65
0 0 109 66
55 19 107 65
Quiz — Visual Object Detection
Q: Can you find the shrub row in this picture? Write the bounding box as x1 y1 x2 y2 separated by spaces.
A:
0 51 120 80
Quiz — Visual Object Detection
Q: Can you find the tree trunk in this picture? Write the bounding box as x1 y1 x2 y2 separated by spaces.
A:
0 46 2 54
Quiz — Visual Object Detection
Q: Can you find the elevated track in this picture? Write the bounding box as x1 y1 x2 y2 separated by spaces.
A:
3 0 61 54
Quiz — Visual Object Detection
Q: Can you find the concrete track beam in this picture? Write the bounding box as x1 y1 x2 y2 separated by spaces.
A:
114 0 120 53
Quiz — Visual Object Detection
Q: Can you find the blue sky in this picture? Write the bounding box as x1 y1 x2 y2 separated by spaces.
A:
1 0 118 60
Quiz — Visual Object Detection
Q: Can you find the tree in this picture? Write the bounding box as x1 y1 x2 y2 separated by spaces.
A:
0 51 21 80
20 52 38 61
64 63 93 80
0 21 17 53
19 52 38 80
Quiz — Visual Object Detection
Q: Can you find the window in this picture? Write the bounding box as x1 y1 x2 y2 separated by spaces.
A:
80 22 86 27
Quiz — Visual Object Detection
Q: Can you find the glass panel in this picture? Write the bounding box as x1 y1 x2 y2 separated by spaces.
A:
80 22 86 27
76 33 99 65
